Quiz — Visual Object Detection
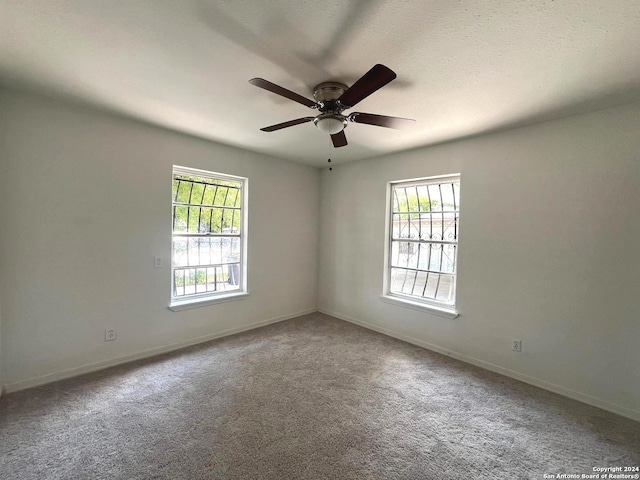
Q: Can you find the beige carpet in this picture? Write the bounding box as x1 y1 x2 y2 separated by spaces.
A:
1 312 638 479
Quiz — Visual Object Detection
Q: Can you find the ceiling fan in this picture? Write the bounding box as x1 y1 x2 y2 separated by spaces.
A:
249 64 415 148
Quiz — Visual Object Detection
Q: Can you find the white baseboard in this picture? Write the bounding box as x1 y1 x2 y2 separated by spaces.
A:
319 308 640 423
3 308 316 394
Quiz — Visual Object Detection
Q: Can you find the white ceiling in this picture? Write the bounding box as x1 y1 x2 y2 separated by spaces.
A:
2 0 640 167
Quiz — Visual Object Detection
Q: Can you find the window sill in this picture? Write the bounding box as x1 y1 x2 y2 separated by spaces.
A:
169 292 249 311
380 295 459 319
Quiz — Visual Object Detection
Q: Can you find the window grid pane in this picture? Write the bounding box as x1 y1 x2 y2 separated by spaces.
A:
389 178 460 305
172 170 244 300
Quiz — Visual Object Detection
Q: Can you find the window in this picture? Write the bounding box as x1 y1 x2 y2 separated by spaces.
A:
385 174 460 313
171 166 247 307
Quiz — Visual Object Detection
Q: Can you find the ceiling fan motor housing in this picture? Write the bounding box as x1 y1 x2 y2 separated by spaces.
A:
314 82 348 113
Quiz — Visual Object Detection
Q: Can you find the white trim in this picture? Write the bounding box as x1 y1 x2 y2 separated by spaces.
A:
318 308 640 423
169 292 249 311
380 294 459 318
391 172 461 189
172 165 245 183
170 166 249 304
2 308 316 394
384 174 461 309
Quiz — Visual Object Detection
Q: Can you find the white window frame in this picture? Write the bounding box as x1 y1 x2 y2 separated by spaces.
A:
382 174 460 319
169 166 248 311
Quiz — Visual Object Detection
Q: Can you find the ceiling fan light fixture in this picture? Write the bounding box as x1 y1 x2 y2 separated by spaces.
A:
314 114 347 135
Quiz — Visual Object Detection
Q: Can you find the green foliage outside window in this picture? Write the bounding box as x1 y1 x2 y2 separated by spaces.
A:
172 175 242 234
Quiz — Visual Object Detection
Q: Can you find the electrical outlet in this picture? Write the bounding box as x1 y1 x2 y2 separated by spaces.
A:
154 256 162 268
512 339 522 352
105 328 117 342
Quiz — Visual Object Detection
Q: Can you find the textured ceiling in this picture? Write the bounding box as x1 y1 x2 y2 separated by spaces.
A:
2 0 640 167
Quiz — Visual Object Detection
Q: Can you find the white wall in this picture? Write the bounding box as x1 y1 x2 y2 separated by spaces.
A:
0 90 319 390
319 103 640 420
0 298 3 396
2 88 638 421
0 102 5 395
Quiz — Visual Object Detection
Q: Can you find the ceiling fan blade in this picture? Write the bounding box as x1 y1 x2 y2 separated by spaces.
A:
331 130 348 148
260 117 315 132
348 112 415 129
338 64 397 108
249 78 316 109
